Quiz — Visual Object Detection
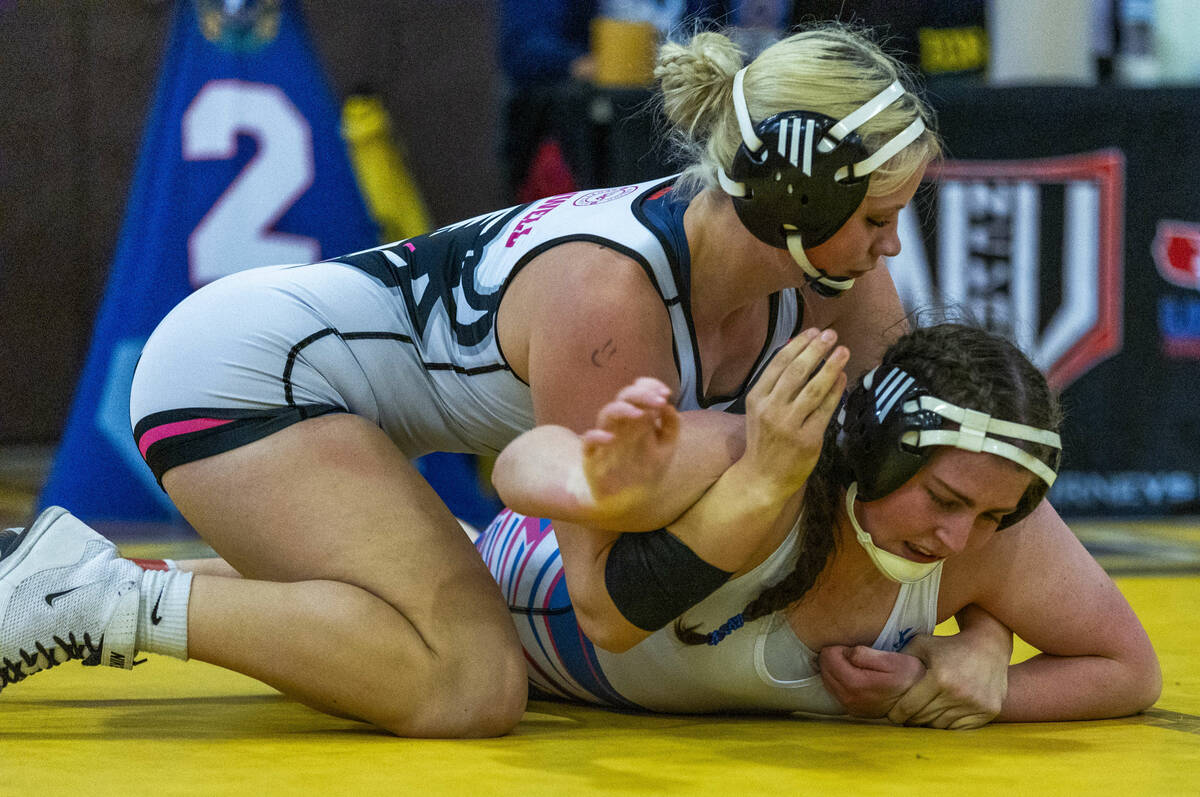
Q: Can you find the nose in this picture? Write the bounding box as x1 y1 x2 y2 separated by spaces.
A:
933 515 973 556
872 227 902 259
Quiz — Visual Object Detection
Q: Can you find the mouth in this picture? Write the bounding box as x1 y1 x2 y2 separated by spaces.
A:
903 542 942 563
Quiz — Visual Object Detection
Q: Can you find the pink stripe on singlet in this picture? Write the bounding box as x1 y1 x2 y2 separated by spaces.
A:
137 418 234 459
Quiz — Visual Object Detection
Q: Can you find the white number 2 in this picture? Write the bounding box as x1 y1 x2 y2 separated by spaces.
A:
182 79 320 287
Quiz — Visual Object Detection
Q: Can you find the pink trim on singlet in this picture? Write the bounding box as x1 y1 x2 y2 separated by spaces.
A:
137 418 234 459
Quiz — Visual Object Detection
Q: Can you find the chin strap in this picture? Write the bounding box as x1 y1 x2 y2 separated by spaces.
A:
785 230 856 295
846 482 942 584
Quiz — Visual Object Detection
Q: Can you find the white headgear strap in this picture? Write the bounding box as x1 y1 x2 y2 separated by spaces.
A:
722 69 926 190
900 395 1062 487
731 66 762 153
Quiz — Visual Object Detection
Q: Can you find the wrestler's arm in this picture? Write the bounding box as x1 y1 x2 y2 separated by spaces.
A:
496 242 744 531
497 243 750 650
499 259 908 528
493 397 743 531
947 500 1161 721
503 327 847 652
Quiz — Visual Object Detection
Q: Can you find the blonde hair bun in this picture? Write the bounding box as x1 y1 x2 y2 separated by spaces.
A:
655 22 940 199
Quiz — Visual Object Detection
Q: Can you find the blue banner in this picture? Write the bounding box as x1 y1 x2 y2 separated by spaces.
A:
40 0 378 522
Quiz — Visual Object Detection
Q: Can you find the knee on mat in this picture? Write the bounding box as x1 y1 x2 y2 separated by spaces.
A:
449 642 529 737
381 644 528 738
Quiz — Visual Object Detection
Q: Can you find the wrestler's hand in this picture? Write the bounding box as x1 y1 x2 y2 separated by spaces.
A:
886 621 1012 730
741 328 848 499
579 377 679 517
818 645 926 718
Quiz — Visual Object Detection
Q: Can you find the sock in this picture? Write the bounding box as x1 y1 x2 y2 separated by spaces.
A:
136 568 193 660
129 557 178 571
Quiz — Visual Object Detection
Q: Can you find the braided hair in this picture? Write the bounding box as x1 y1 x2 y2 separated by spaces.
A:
674 323 1062 646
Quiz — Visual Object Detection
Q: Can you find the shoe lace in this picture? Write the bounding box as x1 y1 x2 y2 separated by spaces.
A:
0 632 103 688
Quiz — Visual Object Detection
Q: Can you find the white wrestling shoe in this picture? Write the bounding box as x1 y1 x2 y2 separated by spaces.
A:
0 506 142 691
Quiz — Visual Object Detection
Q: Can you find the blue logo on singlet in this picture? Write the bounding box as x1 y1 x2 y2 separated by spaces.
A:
892 626 915 652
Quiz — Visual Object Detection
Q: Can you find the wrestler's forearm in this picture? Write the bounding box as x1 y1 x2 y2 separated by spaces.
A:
550 459 795 654
663 458 800 572
493 410 744 531
997 653 1162 722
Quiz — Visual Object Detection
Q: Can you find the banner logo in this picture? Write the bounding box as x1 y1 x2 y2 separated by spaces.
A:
890 150 1125 390
195 0 281 52
1153 219 1200 357
1153 220 1200 289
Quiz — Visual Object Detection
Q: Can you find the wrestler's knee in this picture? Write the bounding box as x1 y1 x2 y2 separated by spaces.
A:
381 635 528 738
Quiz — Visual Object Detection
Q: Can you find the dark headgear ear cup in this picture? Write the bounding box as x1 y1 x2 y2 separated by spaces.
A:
837 367 938 501
998 480 1049 529
728 110 870 252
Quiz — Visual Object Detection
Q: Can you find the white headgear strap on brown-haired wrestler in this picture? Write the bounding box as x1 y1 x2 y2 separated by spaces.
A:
901 396 1062 487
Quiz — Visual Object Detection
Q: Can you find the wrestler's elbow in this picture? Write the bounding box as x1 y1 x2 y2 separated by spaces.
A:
1129 648 1163 713
571 596 645 654
1106 636 1162 716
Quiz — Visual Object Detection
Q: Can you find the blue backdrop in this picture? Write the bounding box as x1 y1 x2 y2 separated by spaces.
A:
41 0 501 528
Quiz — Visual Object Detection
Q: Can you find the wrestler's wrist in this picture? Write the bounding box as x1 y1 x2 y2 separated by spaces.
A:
955 606 1014 655
725 458 807 507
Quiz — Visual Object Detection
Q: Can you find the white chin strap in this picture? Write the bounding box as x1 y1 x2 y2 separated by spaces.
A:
846 482 941 584
785 229 856 292
720 67 926 294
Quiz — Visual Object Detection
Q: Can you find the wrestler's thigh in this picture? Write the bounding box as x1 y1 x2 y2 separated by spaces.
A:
161 412 515 640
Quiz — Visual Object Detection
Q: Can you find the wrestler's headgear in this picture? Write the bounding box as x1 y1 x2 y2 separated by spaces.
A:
716 68 926 297
835 365 1062 582
838 365 1062 525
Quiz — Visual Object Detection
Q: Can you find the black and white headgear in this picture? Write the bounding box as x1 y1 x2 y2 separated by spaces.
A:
717 68 926 296
836 366 1062 528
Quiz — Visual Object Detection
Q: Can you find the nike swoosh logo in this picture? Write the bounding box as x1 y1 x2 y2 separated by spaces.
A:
44 586 84 606
151 589 165 625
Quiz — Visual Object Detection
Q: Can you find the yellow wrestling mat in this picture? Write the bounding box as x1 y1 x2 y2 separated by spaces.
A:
4 574 1197 796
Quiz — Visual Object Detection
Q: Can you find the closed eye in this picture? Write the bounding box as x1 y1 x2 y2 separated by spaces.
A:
927 489 958 510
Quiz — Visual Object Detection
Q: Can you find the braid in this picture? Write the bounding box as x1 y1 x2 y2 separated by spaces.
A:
673 321 1061 647
673 423 844 646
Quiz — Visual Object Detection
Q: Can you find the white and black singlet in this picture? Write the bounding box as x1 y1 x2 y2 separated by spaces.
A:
130 178 803 481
